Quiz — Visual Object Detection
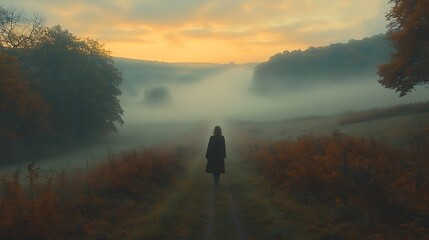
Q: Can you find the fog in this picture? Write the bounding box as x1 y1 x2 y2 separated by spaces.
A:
121 65 428 124
2 63 427 173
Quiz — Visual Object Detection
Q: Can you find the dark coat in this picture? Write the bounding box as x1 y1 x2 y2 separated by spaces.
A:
205 135 226 174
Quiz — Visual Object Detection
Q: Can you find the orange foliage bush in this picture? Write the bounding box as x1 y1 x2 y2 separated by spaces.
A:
239 130 429 235
0 144 192 239
0 51 50 143
90 147 184 197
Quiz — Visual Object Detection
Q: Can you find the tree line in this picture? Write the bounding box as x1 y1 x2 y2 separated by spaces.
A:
0 6 123 151
253 0 429 96
252 34 392 93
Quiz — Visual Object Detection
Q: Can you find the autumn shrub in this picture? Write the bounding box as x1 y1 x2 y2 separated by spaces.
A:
239 131 429 232
0 51 50 144
89 146 185 197
0 143 193 240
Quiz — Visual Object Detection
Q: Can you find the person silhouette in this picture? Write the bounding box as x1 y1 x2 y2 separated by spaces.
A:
205 126 226 188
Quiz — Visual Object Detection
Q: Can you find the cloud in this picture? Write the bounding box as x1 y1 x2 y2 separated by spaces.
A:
1 0 390 62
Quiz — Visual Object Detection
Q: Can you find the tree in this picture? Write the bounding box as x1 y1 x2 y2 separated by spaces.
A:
252 35 391 94
0 5 44 49
0 51 50 143
144 86 172 106
378 0 429 96
28 25 123 139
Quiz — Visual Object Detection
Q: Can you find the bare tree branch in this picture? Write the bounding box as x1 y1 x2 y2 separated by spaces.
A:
0 6 45 48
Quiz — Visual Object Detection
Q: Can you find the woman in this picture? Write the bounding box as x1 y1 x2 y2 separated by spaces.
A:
205 126 226 188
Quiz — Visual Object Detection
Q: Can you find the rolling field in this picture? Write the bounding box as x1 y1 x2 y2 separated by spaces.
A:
1 108 428 239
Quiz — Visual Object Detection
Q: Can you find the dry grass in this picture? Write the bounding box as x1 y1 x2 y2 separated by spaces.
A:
0 142 195 239
339 101 429 125
234 125 429 239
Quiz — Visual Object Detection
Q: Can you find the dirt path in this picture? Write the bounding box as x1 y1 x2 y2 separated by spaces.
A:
203 187 215 240
202 181 250 240
225 185 250 240
130 149 255 239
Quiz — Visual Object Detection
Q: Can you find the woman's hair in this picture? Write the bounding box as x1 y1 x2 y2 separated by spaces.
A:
213 126 222 135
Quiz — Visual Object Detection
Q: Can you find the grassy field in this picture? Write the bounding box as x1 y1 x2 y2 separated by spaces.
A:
228 108 429 239
1 105 428 239
233 107 429 148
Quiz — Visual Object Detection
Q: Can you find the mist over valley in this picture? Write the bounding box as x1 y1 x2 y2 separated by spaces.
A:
116 35 428 123
2 1 429 238
1 34 427 172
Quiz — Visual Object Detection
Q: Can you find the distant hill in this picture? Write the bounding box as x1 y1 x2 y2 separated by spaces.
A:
252 34 393 94
114 57 228 85
113 57 231 97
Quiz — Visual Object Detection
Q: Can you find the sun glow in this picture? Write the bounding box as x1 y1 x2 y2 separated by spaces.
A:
3 0 389 62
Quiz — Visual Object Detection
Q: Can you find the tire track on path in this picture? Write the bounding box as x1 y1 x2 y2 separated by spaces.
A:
226 185 250 240
202 156 251 239
203 188 215 240
202 186 250 240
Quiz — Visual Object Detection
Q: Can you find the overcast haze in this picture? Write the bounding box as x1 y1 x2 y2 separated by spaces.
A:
119 65 429 123
4 0 427 170
4 0 390 63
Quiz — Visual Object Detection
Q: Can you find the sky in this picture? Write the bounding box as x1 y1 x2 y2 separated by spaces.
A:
4 0 391 63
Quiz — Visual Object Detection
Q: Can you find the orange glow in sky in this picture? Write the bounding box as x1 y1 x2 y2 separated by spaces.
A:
4 0 390 63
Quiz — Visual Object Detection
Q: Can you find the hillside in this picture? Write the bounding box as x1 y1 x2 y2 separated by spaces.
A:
231 102 429 147
252 34 393 93
113 57 231 97
1 109 428 239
